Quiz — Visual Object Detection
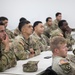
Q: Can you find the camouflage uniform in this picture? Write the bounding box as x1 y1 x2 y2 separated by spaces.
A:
52 54 75 75
50 28 62 38
51 28 75 51
12 34 40 60
14 27 21 36
42 34 50 46
44 23 54 38
52 19 59 30
43 23 52 45
6 28 15 42
65 31 75 51
30 32 50 52
0 43 17 72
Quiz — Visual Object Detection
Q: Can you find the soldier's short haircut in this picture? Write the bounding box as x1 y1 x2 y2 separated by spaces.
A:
58 20 67 28
19 17 27 22
55 12 61 17
46 17 52 22
50 36 66 52
33 21 42 30
0 16 8 21
18 20 30 31
0 21 4 26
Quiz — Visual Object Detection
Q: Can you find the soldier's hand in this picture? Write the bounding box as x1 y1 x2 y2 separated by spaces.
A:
2 34 9 52
29 53 35 58
2 34 9 45
59 33 63 37
29 48 34 53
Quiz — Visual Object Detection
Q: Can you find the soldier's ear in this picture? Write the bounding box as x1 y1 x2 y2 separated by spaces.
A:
34 26 37 31
54 48 59 54
21 27 25 33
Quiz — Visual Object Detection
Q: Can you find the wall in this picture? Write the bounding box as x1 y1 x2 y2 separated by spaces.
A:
0 0 75 30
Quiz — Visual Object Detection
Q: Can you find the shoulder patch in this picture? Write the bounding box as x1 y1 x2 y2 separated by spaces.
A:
59 59 72 74
59 59 69 65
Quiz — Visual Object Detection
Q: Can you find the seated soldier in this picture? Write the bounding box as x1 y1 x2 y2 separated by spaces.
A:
12 21 40 60
14 17 27 36
52 12 62 30
43 17 54 45
0 22 16 72
0 16 15 42
50 36 75 75
30 21 50 52
51 20 75 51
44 17 54 38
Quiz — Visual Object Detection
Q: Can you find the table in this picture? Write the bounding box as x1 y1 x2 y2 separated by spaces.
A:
0 50 73 75
0 51 52 75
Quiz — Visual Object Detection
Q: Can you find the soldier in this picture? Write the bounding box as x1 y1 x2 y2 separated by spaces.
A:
14 17 27 36
50 36 75 75
51 20 75 51
44 17 54 38
30 21 50 52
0 17 15 42
0 22 16 72
52 12 62 30
12 21 40 60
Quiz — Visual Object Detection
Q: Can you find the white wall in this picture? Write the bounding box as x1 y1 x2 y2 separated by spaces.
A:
0 0 75 30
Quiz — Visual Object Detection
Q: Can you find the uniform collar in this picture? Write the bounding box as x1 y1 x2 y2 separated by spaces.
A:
55 19 59 23
52 55 64 59
33 32 43 40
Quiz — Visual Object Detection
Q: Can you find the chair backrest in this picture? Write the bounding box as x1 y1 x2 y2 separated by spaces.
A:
41 66 58 75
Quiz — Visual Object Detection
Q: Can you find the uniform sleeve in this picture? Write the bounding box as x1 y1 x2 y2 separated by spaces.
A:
31 37 41 56
6 50 17 67
6 29 15 39
44 28 51 38
65 32 75 45
0 55 8 72
14 28 20 36
13 40 30 60
59 59 72 74
65 33 75 51
43 35 50 46
10 31 15 39
52 21 58 30
32 41 41 56
51 30 63 38
66 54 75 63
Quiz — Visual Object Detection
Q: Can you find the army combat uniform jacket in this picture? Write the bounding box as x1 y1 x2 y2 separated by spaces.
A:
30 32 50 52
14 27 21 36
52 19 59 30
44 23 54 38
0 43 17 72
12 34 40 60
52 55 75 75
